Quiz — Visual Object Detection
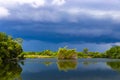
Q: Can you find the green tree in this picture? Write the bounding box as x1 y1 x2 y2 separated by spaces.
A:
14 38 23 45
83 48 89 54
88 52 102 58
105 46 120 59
0 32 23 62
77 52 87 58
42 50 52 56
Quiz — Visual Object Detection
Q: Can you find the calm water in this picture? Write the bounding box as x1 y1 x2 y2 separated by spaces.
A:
1 58 120 80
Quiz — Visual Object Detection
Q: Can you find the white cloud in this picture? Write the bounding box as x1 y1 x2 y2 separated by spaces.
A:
52 0 66 6
0 7 10 18
0 0 45 8
9 9 61 22
17 0 45 8
65 8 120 21
0 0 120 22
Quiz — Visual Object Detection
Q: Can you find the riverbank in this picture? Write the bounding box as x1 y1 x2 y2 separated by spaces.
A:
23 55 92 59
24 55 55 58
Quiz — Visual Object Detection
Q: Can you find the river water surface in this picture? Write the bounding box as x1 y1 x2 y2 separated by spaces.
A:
1 58 120 80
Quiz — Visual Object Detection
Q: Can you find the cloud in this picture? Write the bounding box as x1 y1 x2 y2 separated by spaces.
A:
17 0 45 8
52 0 66 6
1 20 120 44
0 0 120 51
0 0 120 22
64 8 120 22
0 7 10 18
0 0 45 8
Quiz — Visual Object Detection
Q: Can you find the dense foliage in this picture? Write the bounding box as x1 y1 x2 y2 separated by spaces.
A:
105 46 120 59
83 48 89 54
57 47 78 59
0 32 23 62
22 48 105 59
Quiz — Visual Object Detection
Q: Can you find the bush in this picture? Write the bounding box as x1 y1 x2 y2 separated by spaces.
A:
77 52 87 58
88 52 102 58
40 50 52 56
57 47 77 60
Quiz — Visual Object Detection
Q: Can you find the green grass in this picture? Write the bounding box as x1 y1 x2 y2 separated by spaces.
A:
24 55 55 58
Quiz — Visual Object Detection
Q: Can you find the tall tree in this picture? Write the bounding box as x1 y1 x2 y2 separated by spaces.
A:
83 48 89 54
0 32 23 62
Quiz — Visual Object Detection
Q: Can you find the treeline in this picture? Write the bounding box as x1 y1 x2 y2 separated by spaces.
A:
22 46 120 59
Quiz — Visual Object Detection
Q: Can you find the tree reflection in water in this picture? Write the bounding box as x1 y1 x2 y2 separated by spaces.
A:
83 61 97 66
42 62 53 67
0 61 22 80
57 60 77 72
107 62 120 72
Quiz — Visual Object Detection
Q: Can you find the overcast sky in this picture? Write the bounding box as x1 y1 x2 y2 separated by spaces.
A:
0 0 120 52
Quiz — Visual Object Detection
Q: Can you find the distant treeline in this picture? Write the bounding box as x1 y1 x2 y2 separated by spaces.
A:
22 46 120 59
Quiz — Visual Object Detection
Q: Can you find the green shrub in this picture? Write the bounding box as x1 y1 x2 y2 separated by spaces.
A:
77 52 87 58
57 47 77 60
41 50 52 56
105 46 120 59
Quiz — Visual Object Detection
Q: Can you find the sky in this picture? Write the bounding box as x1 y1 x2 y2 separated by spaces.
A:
0 0 120 52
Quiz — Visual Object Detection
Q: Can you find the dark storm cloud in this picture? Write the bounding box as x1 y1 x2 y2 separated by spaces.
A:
0 18 120 44
1 0 120 51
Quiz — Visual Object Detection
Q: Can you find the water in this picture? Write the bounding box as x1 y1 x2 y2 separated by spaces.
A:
1 58 120 80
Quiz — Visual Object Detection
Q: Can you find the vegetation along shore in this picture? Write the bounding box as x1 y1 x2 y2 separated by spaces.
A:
1 32 120 63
